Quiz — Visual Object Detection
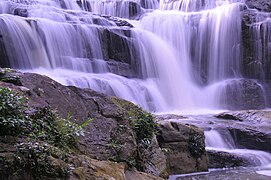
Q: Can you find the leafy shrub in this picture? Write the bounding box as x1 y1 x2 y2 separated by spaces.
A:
29 107 84 149
0 87 85 149
130 111 157 147
188 133 205 158
16 142 70 179
0 87 27 135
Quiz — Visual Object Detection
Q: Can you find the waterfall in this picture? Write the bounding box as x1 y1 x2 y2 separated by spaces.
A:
0 0 269 112
205 129 271 167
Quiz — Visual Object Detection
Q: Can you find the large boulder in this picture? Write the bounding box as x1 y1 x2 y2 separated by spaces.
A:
156 120 208 175
0 69 210 178
0 69 159 179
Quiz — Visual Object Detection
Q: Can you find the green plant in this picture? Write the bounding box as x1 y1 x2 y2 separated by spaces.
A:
130 111 157 147
0 68 21 86
29 107 85 149
0 87 27 135
188 133 205 158
16 141 70 179
0 87 86 149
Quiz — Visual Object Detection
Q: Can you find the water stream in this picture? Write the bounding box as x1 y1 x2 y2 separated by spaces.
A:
0 0 267 112
0 0 271 178
166 113 271 179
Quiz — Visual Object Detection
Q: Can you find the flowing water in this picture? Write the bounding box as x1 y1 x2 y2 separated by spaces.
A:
166 114 271 179
0 0 271 177
0 0 263 113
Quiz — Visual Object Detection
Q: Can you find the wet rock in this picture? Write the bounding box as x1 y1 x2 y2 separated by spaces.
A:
107 60 136 78
127 1 142 19
0 35 9 68
219 79 266 110
157 120 208 175
13 8 28 17
101 28 136 65
0 69 173 178
14 72 138 162
215 110 271 152
102 15 134 27
229 128 271 153
207 150 252 168
215 113 243 121
241 10 271 80
245 0 271 12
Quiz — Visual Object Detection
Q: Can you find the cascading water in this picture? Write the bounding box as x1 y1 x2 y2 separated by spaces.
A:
0 0 269 113
1 0 271 177
205 130 271 167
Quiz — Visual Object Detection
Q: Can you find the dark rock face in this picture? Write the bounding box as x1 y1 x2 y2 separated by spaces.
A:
229 128 271 153
215 110 271 152
17 72 138 161
107 61 136 78
101 15 134 27
127 1 142 19
157 120 208 175
219 79 266 110
241 8 271 80
207 150 252 168
101 28 137 70
0 35 9 68
245 0 271 12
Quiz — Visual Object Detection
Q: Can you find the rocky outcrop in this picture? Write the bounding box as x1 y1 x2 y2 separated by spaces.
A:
241 4 271 80
101 28 135 64
207 150 252 168
215 110 271 152
157 120 208 175
245 0 271 12
219 79 266 110
0 69 209 179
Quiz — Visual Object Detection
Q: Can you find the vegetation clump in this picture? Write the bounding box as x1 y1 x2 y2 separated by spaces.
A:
0 87 84 148
188 133 205 158
130 110 156 147
0 87 86 178
111 97 157 170
112 97 157 146
16 141 70 179
0 68 22 86
0 87 27 135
